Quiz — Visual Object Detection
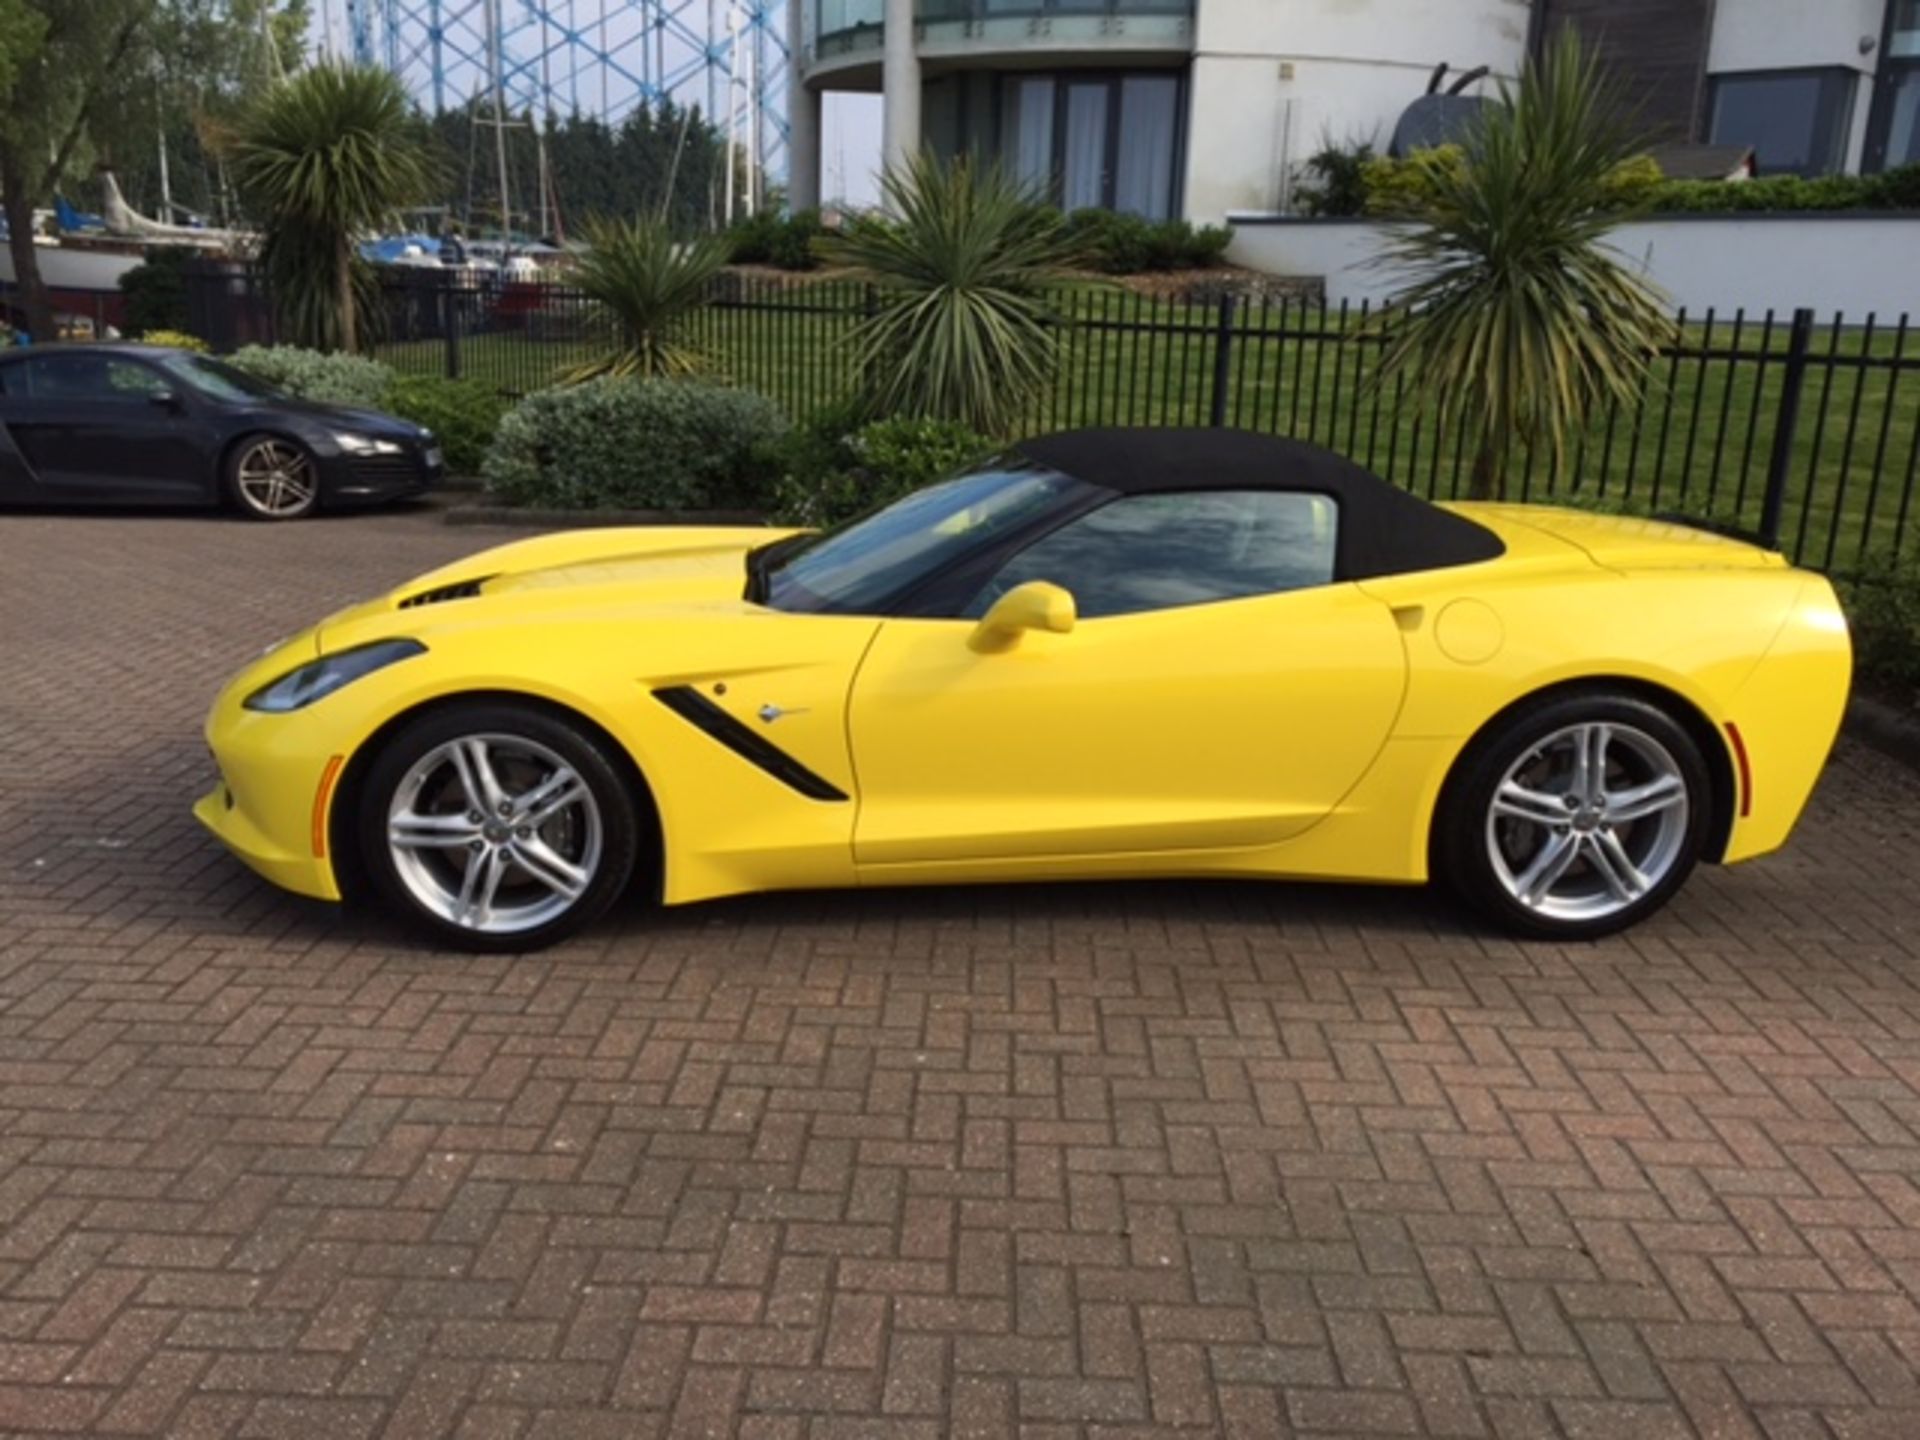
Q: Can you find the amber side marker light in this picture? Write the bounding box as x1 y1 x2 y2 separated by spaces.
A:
1723 722 1753 819
312 755 346 857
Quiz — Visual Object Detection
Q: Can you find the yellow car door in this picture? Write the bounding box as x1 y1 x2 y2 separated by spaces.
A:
846 489 1408 867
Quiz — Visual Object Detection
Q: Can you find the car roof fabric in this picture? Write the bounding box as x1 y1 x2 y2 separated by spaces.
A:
1014 427 1505 581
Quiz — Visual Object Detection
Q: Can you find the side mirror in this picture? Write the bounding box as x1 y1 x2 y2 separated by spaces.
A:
969 580 1077 653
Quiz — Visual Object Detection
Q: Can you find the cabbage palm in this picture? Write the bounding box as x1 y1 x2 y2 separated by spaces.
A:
562 216 730 382
223 63 436 353
831 152 1081 437
1372 32 1674 499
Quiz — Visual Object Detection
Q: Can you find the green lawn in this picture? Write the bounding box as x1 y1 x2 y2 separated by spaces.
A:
371 284 1920 580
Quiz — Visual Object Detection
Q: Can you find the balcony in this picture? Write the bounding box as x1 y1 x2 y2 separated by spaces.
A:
813 0 1196 70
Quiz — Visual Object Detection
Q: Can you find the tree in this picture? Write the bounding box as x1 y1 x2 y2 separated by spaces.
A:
563 216 730 381
0 1 151 342
830 151 1082 437
1370 32 1674 500
221 62 436 352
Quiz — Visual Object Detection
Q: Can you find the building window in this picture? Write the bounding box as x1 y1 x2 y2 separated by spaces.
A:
932 69 1186 218
1709 69 1857 176
1867 2 1920 171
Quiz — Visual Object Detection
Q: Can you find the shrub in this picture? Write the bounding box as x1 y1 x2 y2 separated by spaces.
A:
227 344 395 409
771 409 994 526
384 374 504 474
1066 209 1154 274
728 208 823 271
1847 559 1920 695
136 329 210 353
1362 145 1468 215
1295 140 1375 217
483 377 788 510
117 247 196 337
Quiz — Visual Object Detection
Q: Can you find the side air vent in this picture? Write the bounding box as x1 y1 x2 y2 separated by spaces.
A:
397 576 490 609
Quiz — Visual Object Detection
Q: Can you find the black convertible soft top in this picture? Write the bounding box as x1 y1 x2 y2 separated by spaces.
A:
1015 428 1505 581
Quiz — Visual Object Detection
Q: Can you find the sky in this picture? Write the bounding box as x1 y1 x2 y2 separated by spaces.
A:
310 0 883 207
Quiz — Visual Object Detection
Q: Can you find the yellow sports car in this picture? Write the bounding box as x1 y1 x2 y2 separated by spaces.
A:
197 429 1851 951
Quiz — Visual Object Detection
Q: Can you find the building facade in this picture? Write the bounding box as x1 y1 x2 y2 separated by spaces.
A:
787 0 1920 222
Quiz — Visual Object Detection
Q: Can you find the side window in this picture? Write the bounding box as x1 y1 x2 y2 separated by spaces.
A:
968 490 1339 619
18 354 168 402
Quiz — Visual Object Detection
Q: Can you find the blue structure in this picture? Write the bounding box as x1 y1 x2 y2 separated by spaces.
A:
344 1 789 186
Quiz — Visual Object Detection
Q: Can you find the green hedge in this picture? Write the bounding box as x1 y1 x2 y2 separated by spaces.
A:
1358 146 1920 217
771 407 995 526
728 209 824 271
483 377 788 510
1062 210 1234 274
228 345 393 409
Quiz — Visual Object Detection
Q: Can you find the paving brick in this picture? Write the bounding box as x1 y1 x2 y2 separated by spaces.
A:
4 506 1920 1437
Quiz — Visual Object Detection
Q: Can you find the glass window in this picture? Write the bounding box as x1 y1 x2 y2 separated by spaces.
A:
762 466 1094 615
1115 75 1180 218
1882 67 1920 168
1894 0 1919 59
1709 69 1856 176
16 353 170 402
1062 83 1109 210
1002 78 1056 192
163 355 280 402
968 490 1340 619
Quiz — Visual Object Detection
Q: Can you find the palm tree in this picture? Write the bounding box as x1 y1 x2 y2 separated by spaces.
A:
830 152 1082 437
222 63 435 353
1371 32 1674 500
562 216 730 382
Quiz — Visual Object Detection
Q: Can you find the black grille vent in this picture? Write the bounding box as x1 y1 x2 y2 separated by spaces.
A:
398 576 489 609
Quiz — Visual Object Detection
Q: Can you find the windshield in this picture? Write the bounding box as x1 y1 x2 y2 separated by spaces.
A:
160 354 282 402
762 464 1094 615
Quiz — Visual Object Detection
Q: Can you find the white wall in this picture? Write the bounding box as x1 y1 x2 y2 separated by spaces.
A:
1228 216 1920 320
1184 0 1531 223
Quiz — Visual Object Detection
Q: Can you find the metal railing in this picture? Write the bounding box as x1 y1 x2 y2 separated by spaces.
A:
816 0 1193 49
184 264 1920 582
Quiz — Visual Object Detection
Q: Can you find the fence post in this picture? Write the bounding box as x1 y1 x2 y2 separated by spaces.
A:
1208 293 1235 428
1759 307 1815 551
443 278 462 380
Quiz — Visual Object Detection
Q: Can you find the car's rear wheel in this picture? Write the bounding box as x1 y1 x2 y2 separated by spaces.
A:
356 702 640 950
227 435 319 520
1436 691 1711 939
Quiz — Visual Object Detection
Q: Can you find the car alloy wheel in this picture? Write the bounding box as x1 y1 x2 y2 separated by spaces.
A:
383 732 604 936
233 438 317 519
1484 720 1691 923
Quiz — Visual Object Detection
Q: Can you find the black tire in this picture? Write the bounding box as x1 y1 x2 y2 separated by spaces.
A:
225 433 320 521
355 701 641 952
1434 689 1712 940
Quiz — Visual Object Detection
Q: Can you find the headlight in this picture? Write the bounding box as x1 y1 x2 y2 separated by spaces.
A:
243 639 426 712
332 431 405 455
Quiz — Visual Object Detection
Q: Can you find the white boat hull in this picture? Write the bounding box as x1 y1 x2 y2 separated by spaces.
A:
0 240 143 292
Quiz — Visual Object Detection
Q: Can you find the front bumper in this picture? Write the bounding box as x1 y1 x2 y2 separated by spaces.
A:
317 445 444 507
196 632 349 902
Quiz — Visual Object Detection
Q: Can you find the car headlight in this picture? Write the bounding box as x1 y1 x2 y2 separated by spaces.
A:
332 431 405 455
243 639 426 713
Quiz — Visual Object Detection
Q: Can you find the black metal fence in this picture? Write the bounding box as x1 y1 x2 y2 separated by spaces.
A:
186 264 1920 581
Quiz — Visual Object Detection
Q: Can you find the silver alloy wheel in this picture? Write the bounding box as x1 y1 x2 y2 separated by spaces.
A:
235 439 316 517
1485 721 1691 923
386 733 603 935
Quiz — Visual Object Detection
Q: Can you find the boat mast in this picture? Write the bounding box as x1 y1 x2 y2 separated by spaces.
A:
486 0 514 247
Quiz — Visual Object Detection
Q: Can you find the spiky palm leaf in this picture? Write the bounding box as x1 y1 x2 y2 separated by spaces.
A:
1371 32 1675 499
830 152 1081 437
223 63 436 353
561 217 730 383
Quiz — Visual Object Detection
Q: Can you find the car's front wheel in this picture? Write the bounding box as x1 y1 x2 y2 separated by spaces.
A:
1436 691 1711 940
355 702 641 950
226 435 320 520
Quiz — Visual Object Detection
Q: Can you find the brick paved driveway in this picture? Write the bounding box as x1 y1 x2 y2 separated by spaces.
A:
4 504 1920 1440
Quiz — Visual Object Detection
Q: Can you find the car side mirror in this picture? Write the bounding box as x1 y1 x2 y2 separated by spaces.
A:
969 581 1077 653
